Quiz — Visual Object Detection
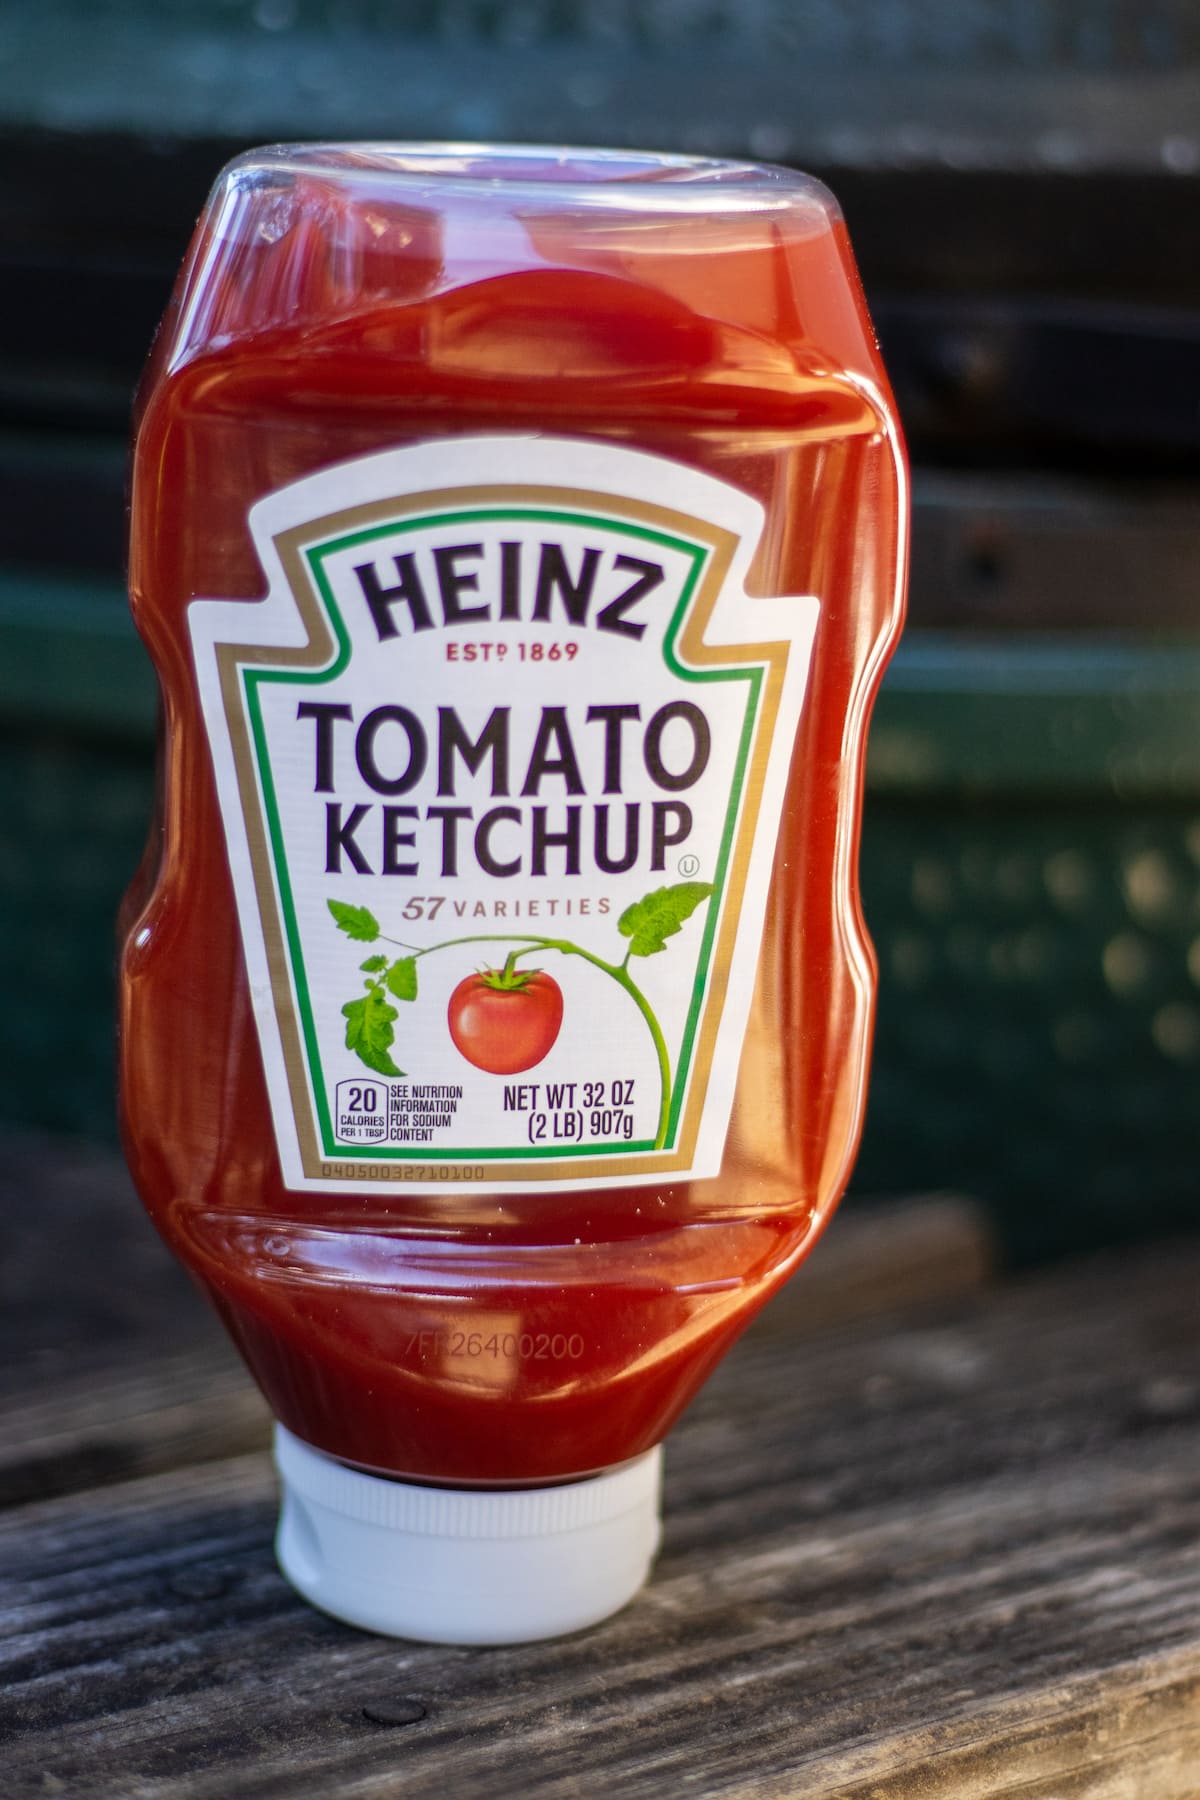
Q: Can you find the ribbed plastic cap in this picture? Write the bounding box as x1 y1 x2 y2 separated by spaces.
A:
273 1425 663 1644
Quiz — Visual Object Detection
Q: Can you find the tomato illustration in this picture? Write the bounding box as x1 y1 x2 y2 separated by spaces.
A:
448 965 564 1075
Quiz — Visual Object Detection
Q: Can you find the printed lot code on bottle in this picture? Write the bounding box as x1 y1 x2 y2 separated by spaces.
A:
406 1328 587 1364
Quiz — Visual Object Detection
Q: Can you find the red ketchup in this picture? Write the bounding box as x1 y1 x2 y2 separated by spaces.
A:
121 144 907 1643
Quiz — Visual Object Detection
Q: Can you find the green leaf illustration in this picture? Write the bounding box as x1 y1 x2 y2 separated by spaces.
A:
386 956 418 1002
618 881 715 957
342 989 403 1077
360 954 388 972
328 899 380 943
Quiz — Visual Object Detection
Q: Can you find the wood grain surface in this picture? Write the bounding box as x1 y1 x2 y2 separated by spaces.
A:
2 1136 1196 1799
0 1131 269 1506
0 1127 991 1507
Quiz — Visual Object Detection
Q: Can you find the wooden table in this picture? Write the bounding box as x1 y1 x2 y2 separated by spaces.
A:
2 1130 1197 1798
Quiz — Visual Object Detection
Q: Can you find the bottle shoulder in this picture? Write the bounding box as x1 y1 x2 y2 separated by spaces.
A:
143 144 891 419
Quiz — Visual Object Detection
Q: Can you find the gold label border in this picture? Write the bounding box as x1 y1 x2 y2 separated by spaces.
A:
216 482 786 1186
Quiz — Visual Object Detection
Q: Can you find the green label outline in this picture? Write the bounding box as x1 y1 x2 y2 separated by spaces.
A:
241 504 762 1163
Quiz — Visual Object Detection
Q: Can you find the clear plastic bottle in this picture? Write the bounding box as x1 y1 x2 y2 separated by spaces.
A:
121 144 907 1642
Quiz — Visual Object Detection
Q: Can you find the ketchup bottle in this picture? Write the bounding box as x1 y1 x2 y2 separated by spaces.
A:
121 145 907 1643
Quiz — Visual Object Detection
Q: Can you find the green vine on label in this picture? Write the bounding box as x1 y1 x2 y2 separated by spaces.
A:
328 899 382 942
385 956 419 1002
327 881 714 1149
341 986 403 1078
617 882 715 958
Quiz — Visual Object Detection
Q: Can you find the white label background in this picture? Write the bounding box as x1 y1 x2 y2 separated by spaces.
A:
190 438 819 1195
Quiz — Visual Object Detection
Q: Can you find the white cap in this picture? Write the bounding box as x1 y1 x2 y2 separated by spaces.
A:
273 1424 663 1644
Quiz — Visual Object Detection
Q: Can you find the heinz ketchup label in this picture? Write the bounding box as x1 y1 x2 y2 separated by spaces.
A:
191 436 819 1193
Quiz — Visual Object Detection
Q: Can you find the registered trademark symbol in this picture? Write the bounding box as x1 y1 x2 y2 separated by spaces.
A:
678 854 701 877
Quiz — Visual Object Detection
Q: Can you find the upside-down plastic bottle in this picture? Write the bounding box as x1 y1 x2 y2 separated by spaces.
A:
120 143 907 1643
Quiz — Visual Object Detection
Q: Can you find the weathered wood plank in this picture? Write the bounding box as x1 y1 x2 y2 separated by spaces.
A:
0 1126 992 1506
1 1238 1196 1798
0 1341 270 1509
0 1130 271 1505
0 1131 214 1368
755 1191 993 1337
